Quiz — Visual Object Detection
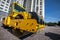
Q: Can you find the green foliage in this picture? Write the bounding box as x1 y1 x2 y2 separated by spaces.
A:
45 21 60 26
57 21 60 26
46 22 57 26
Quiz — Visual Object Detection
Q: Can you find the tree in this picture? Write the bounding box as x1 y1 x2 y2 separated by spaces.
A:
46 22 57 26
57 21 60 26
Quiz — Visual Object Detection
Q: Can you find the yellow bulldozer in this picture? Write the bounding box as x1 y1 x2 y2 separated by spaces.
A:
2 2 44 37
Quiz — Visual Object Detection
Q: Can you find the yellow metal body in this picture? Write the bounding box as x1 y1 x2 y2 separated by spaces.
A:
2 2 44 33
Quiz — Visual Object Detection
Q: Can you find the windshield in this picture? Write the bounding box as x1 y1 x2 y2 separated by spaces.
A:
14 4 25 12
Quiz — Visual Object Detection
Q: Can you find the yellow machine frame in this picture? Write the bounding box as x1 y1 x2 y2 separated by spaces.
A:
2 2 44 33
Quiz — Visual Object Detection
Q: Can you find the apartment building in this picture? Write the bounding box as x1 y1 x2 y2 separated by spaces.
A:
24 0 44 19
0 0 44 21
0 0 11 20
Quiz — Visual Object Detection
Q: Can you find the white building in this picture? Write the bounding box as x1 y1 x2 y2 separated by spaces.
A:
0 0 11 21
0 0 11 13
24 0 44 19
0 0 24 14
0 0 44 20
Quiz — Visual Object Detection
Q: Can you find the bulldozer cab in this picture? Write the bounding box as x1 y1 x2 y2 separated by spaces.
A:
10 2 26 13
29 12 44 24
9 2 31 19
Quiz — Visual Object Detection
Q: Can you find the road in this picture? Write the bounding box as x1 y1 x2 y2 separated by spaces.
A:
0 23 20 40
24 26 60 40
0 22 60 40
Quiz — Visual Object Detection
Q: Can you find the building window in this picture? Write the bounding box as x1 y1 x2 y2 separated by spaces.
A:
40 2 42 5
3 0 6 1
40 11 42 15
40 8 42 10
40 6 42 8
37 0 38 5
2 2 5 4
36 7 38 12
40 0 42 1
33 0 35 11
0 7 3 9
5 6 8 8
5 9 7 11
7 0 10 3
40 6 42 10
23 0 26 8
1 4 4 6
6 4 9 6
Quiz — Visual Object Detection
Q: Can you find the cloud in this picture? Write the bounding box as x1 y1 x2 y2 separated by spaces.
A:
45 17 59 22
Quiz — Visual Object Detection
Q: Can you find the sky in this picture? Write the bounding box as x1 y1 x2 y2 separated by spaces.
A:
45 0 60 22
